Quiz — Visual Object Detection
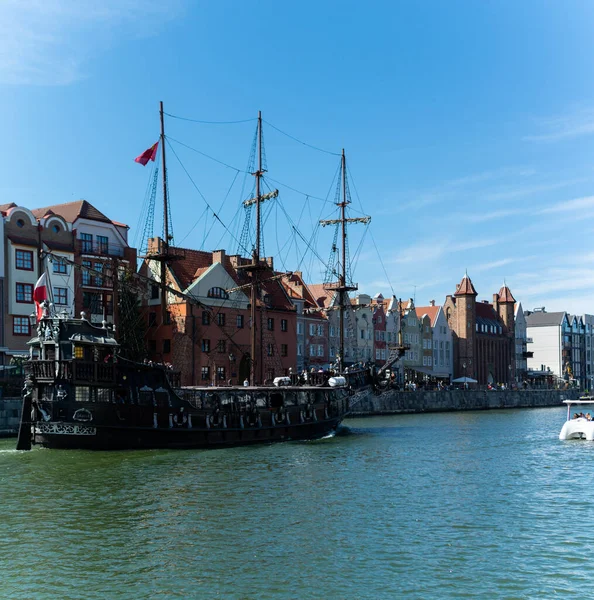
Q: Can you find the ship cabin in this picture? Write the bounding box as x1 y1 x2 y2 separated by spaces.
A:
26 311 120 401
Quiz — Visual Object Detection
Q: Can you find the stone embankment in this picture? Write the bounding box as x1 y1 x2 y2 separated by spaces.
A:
0 399 21 438
350 389 581 416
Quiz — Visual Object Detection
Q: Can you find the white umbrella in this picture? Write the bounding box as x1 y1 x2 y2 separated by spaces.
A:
452 376 478 383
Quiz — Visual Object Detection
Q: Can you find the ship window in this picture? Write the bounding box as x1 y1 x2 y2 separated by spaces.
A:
61 344 73 360
155 388 170 408
138 387 154 406
75 387 90 402
40 384 55 402
97 389 112 403
255 392 268 408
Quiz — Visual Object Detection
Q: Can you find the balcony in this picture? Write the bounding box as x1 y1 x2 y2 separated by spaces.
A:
77 239 126 258
522 351 534 359
28 360 116 384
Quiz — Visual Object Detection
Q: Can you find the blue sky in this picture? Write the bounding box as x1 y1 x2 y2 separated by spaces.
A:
3 1 594 313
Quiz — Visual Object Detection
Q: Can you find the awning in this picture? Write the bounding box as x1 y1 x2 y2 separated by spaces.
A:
406 365 451 378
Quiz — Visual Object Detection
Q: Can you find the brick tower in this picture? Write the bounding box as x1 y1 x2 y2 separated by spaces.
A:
454 272 478 379
496 282 516 336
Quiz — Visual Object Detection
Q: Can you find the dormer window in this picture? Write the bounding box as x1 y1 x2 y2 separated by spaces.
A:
207 287 229 299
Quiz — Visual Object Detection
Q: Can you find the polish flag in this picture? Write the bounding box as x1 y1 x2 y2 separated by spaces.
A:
134 141 159 166
33 273 48 321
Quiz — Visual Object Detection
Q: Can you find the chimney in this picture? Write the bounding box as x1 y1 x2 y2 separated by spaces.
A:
229 254 240 267
492 293 499 314
430 299 435 307
212 249 225 264
265 256 273 269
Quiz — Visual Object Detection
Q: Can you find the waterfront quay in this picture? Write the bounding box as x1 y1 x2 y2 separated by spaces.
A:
349 388 580 417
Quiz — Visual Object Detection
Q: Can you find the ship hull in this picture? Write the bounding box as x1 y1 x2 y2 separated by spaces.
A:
32 416 344 450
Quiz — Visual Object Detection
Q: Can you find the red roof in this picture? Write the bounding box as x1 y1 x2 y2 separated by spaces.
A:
415 305 440 326
165 246 294 311
31 200 125 226
308 283 334 309
0 202 16 214
476 302 499 320
498 284 515 303
454 274 478 297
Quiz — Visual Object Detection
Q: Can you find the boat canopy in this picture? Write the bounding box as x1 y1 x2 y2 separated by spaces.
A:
69 333 119 346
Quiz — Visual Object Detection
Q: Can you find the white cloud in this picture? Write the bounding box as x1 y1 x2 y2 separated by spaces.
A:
524 108 594 142
539 195 594 214
0 0 184 85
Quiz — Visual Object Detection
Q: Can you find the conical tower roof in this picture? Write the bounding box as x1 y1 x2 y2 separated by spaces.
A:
498 282 516 304
454 272 477 297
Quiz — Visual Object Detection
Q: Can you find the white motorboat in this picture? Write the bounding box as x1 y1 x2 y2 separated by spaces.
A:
559 397 594 440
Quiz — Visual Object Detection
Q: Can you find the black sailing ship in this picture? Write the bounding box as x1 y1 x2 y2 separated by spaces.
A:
17 104 399 451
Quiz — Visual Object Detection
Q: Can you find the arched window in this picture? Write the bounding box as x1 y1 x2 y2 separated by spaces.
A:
207 286 229 299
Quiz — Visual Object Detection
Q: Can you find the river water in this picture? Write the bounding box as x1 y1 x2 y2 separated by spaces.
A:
2 407 594 599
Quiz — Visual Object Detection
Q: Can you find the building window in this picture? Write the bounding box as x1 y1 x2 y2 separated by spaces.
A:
376 349 381 360
201 366 210 381
13 316 30 336
330 326 335 337
148 339 156 354
217 313 225 326
267 318 274 331
317 345 324 357
202 311 210 325
16 283 33 303
281 319 288 332
207 287 229 299
80 233 93 253
82 260 92 285
297 322 304 335
267 344 274 356
202 339 210 353
148 312 157 326
317 325 323 336
217 366 226 381
16 219 25 228
150 284 159 300
54 287 68 305
217 339 226 353
97 235 109 254
309 324 316 336
53 257 68 274
94 262 104 287
15 249 33 271
309 345 315 356
163 339 171 354
236 315 244 328
297 344 303 356
281 344 288 357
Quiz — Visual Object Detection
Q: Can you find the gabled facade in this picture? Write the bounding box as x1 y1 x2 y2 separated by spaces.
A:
282 273 328 371
415 301 453 379
141 240 297 386
514 302 529 383
400 298 422 379
31 200 136 325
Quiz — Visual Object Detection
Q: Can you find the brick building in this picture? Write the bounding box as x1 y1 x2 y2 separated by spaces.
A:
141 239 297 386
443 273 515 385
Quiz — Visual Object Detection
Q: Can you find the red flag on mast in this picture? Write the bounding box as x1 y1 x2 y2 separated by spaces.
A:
134 141 159 166
33 273 48 321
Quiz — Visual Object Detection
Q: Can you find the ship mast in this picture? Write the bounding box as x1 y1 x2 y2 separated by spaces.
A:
250 111 263 385
159 100 169 325
242 112 279 385
321 150 370 371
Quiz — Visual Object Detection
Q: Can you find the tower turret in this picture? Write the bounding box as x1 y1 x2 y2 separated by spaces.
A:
454 272 477 379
